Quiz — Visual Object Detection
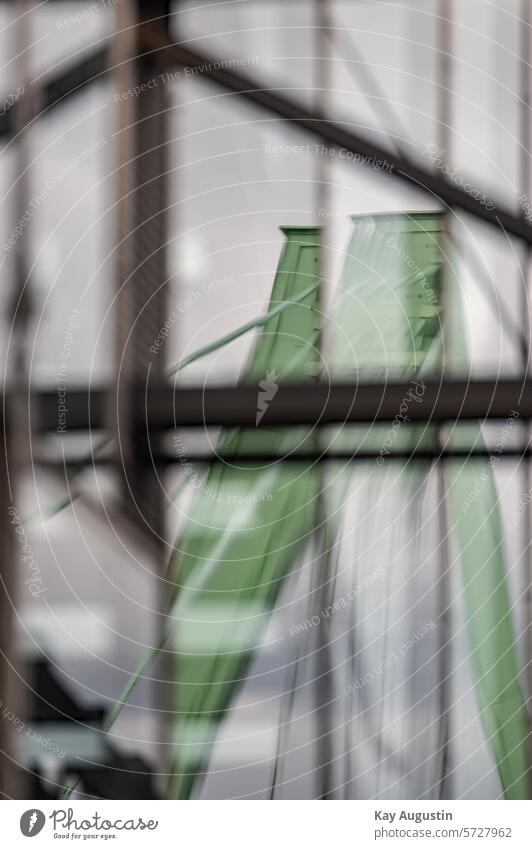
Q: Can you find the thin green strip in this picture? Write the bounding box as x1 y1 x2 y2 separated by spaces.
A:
167 281 319 376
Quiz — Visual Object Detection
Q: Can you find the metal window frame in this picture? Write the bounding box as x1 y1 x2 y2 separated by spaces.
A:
1 9 529 438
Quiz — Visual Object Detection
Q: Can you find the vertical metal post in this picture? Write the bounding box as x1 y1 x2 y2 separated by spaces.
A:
0 410 18 798
12 1 35 378
313 0 336 801
111 0 171 796
519 0 532 796
0 0 38 800
111 0 170 545
436 0 452 801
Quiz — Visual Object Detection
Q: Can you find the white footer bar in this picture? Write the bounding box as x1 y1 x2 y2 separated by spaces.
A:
4 800 531 848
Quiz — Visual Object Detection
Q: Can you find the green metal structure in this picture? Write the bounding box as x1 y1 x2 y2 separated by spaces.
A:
168 213 529 799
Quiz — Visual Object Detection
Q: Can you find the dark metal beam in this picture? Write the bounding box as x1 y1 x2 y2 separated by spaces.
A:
143 379 530 428
0 46 108 137
33 447 532 467
42 46 108 111
30 379 532 432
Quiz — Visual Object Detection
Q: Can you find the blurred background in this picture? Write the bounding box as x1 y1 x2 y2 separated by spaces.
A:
1 0 532 801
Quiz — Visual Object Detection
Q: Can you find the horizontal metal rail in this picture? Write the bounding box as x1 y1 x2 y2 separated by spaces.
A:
140 380 532 428
29 380 532 432
33 448 532 467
